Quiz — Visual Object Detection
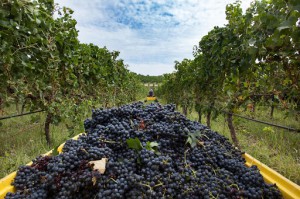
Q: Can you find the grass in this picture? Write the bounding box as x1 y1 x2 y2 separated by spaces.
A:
186 106 300 185
0 111 78 178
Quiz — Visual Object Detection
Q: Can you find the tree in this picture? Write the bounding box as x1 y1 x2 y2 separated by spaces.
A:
0 0 142 145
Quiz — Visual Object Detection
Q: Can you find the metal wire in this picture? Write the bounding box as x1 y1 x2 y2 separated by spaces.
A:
0 110 45 121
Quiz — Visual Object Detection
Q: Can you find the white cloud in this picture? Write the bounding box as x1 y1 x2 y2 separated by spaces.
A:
54 0 252 75
127 62 176 76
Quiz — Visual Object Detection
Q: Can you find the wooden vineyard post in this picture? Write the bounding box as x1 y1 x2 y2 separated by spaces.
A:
227 112 240 149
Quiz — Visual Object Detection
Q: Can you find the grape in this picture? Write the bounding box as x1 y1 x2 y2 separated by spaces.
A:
5 102 282 199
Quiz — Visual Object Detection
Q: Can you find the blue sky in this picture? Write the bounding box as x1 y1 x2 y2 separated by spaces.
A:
54 0 251 75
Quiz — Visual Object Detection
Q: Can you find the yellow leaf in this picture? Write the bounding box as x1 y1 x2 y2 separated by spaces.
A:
92 176 97 186
197 141 205 147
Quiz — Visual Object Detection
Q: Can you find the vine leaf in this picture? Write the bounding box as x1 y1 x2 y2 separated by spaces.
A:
186 131 204 148
126 138 143 151
145 141 159 149
145 141 160 155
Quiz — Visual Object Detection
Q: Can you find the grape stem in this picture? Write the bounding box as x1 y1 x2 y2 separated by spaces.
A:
184 149 190 167
229 183 240 190
108 178 117 183
139 183 152 190
99 139 119 144
153 182 163 188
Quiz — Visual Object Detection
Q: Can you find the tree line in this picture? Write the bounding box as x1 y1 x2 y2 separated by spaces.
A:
136 74 164 84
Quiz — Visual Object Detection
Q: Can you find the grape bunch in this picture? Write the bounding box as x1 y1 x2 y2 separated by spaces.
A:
5 102 282 199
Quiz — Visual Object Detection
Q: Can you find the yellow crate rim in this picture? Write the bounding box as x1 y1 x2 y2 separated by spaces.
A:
146 97 157 101
243 153 300 199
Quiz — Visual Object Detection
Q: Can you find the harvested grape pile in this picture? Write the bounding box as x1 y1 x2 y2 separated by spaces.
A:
6 102 282 199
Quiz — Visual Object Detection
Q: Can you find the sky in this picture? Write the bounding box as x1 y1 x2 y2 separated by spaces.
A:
54 0 252 76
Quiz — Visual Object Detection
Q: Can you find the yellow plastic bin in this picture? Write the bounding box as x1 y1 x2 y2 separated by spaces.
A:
1 134 299 199
146 96 157 101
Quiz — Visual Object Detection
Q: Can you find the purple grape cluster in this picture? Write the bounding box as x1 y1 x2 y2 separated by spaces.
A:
5 102 282 199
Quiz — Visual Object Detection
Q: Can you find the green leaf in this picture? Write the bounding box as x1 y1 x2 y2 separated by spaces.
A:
187 134 198 148
21 61 27 66
145 141 159 151
277 25 291 31
248 38 256 46
126 138 143 151
36 18 41 25
187 131 204 148
186 137 192 145
149 141 159 148
145 141 160 155
4 151 10 157
277 16 296 31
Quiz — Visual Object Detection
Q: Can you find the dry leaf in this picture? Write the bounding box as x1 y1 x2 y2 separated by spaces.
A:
139 120 145 130
40 175 47 183
92 176 97 186
197 141 205 147
80 147 89 154
89 158 108 174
